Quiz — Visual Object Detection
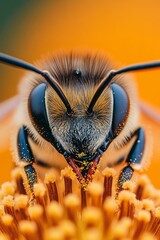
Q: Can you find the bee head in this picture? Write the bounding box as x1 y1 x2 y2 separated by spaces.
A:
28 53 129 183
1 52 159 185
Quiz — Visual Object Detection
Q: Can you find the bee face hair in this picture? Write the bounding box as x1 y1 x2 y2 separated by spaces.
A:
18 52 137 161
20 53 113 156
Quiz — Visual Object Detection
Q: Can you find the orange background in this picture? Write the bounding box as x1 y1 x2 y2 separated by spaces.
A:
0 1 160 187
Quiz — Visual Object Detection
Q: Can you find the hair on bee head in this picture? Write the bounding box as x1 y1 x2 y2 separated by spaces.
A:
0 53 72 114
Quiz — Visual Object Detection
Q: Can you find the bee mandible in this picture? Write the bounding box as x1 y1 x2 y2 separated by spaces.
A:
0 52 160 197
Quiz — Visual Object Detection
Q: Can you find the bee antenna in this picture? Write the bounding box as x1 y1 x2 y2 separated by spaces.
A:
87 61 160 113
0 53 72 114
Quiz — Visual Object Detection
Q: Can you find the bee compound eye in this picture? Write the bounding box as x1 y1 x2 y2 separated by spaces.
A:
28 83 53 142
28 83 66 156
111 83 129 137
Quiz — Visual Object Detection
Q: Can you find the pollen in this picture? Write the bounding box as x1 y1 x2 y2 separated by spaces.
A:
77 152 86 158
0 166 160 239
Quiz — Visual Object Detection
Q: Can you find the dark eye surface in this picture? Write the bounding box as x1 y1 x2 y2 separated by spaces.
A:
28 83 65 155
29 83 53 142
111 83 129 136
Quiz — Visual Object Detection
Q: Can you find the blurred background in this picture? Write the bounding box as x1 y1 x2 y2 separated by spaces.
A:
0 0 160 186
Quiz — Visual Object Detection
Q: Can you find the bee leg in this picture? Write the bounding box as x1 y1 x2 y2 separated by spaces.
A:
17 126 38 199
117 128 145 191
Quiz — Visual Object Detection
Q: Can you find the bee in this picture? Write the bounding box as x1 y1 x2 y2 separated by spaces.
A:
0 52 160 197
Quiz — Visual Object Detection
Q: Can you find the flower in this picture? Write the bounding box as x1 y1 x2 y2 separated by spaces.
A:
0 166 159 240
